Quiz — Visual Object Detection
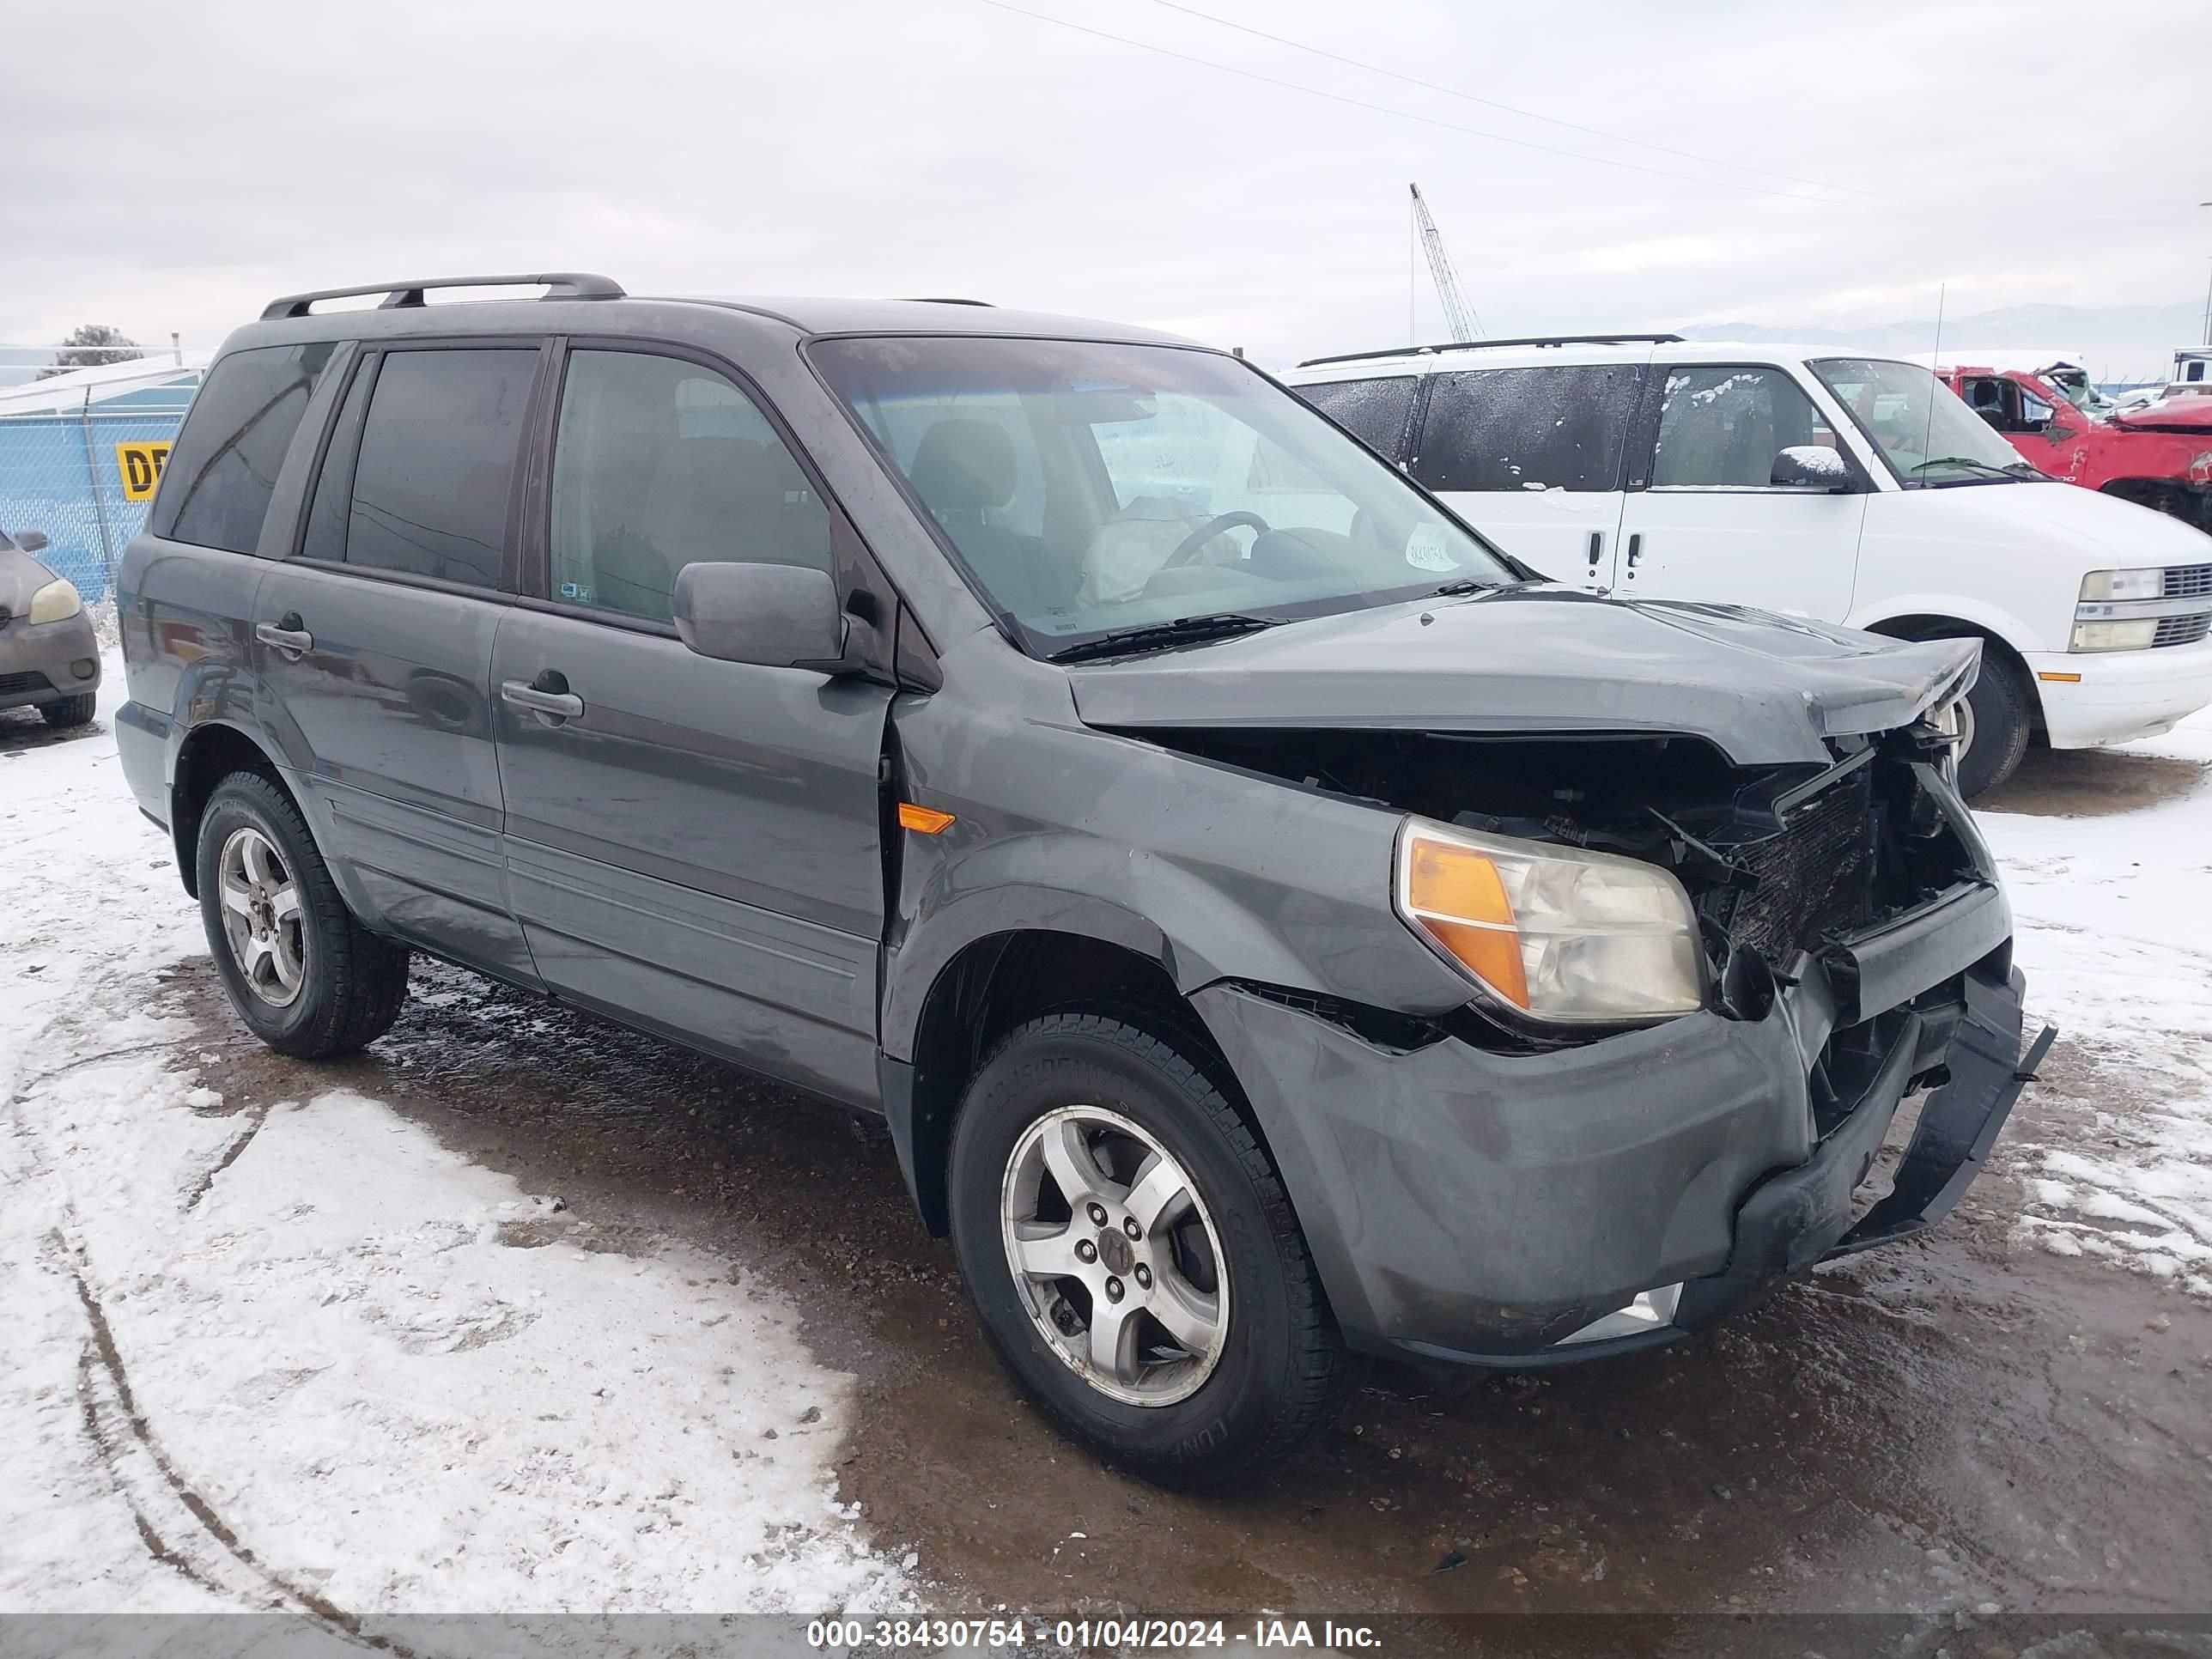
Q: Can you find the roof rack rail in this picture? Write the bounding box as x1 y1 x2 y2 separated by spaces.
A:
260 272 625 321
1297 332 1685 369
896 296 995 307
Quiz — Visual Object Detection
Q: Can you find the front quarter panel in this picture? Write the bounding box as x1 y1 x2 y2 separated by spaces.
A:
1844 589 2047 656
881 641 1475 1063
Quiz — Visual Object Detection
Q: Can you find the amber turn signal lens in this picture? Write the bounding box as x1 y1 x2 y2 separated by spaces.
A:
897 802 956 835
1422 915 1531 1010
1405 837 1515 926
1400 839 1529 1010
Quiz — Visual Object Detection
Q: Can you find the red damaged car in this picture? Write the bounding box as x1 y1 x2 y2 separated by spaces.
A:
1941 362 2212 532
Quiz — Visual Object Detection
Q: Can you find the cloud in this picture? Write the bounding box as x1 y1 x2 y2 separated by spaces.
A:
2 0 2203 368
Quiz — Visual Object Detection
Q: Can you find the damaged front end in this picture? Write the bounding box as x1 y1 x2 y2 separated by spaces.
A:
1132 700 2053 1368
1130 708 1985 1045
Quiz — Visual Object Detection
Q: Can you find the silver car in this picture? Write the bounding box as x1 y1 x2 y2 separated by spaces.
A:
0 528 101 727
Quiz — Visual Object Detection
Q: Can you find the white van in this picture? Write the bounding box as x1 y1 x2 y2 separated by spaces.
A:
1285 335 2212 795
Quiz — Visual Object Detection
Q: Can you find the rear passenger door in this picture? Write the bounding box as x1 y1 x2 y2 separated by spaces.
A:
252 340 542 981
490 344 893 1106
1612 363 1865 621
1407 364 1639 587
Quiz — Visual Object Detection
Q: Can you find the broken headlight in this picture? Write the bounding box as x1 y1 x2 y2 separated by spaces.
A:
1394 817 1705 1026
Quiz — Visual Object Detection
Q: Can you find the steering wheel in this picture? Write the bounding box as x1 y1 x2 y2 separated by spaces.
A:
1162 511 1272 568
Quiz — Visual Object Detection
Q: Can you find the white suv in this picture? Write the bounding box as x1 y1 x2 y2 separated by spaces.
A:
1286 335 2212 795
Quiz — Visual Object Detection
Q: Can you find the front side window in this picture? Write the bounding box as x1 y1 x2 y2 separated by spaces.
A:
810 337 1516 655
1412 365 1635 493
550 350 830 623
1294 376 1419 460
1650 365 1832 489
1811 358 2040 487
1958 375 2055 434
341 349 538 586
156 343 338 553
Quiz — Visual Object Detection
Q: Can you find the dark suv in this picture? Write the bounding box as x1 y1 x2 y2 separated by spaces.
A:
117 274 2051 1486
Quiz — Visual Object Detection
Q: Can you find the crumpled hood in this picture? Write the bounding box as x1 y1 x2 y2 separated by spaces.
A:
2110 396 2212 433
0 545 59 620
1066 587 1979 767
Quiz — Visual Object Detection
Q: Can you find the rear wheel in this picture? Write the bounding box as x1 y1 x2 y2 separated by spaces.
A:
1951 647 2032 799
40 691 96 728
948 1012 1354 1488
196 772 410 1058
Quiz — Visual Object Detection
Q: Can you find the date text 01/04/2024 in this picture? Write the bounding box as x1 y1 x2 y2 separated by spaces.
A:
805 1619 1384 1650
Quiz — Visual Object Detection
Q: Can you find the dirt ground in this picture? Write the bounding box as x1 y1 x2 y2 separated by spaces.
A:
18 702 2210 1623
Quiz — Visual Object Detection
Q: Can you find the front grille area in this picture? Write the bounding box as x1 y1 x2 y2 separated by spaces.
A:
2165 563 2212 600
1700 768 1877 961
0 670 53 696
2154 613 2212 648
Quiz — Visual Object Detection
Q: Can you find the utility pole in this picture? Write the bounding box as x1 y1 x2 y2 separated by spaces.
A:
2200 202 2211 348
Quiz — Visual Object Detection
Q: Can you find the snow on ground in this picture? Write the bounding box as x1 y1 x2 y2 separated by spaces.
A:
4 653 2210 1623
1978 710 2212 1298
0 659 911 1620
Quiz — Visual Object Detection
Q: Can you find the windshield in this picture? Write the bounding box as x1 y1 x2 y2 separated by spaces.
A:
1810 358 2037 486
809 337 1519 655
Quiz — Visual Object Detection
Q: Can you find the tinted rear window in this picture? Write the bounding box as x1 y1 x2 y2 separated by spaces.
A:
340 349 536 588
155 343 338 552
1413 365 1635 493
1295 376 1419 460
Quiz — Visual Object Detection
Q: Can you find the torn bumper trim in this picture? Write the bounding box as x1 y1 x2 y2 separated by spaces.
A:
1194 922 2047 1372
1670 964 2050 1338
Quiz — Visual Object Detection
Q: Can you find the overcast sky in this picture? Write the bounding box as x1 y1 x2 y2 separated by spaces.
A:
4 0 2206 368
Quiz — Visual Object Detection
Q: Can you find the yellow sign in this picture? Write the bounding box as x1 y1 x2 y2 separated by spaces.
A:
115 441 172 501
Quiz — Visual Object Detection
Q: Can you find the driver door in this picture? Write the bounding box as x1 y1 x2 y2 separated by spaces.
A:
491 343 893 1105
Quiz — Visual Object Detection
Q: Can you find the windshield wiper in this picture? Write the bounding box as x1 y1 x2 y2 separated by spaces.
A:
1429 578 1535 597
1048 612 1279 664
1906 456 2041 483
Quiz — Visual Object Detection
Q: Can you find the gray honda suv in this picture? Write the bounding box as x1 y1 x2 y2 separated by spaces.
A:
116 275 2051 1486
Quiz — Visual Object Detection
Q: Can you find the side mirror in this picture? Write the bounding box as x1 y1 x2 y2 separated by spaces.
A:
1771 446 1853 490
672 560 854 672
15 527 48 553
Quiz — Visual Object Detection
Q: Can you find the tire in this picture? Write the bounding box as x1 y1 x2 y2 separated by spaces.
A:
948 1012 1354 1489
1951 647 2032 799
40 691 96 728
195 772 410 1059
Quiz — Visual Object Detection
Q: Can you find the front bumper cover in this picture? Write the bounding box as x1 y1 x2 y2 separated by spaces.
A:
0 611 102 710
1193 879 2052 1370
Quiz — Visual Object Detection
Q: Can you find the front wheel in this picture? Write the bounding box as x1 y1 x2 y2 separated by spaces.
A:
1951 647 2032 799
948 1012 1354 1488
40 691 96 728
196 772 411 1058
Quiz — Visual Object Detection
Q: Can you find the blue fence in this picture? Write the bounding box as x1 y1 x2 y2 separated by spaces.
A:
0 380 198 605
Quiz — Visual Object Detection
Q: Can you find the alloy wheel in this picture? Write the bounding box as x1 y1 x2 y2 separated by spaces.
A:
217 825 306 1006
999 1104 1230 1407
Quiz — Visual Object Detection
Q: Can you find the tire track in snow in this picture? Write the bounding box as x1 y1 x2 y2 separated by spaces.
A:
55 1226 416 1650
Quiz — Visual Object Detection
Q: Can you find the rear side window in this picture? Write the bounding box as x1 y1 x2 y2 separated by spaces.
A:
1295 376 1419 461
337 348 536 588
1413 365 1634 493
1650 366 1832 488
549 349 831 624
155 343 338 552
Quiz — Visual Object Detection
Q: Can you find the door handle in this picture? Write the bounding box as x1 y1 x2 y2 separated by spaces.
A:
255 615 313 659
1625 533 1644 572
500 678 584 720
1586 531 1603 569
